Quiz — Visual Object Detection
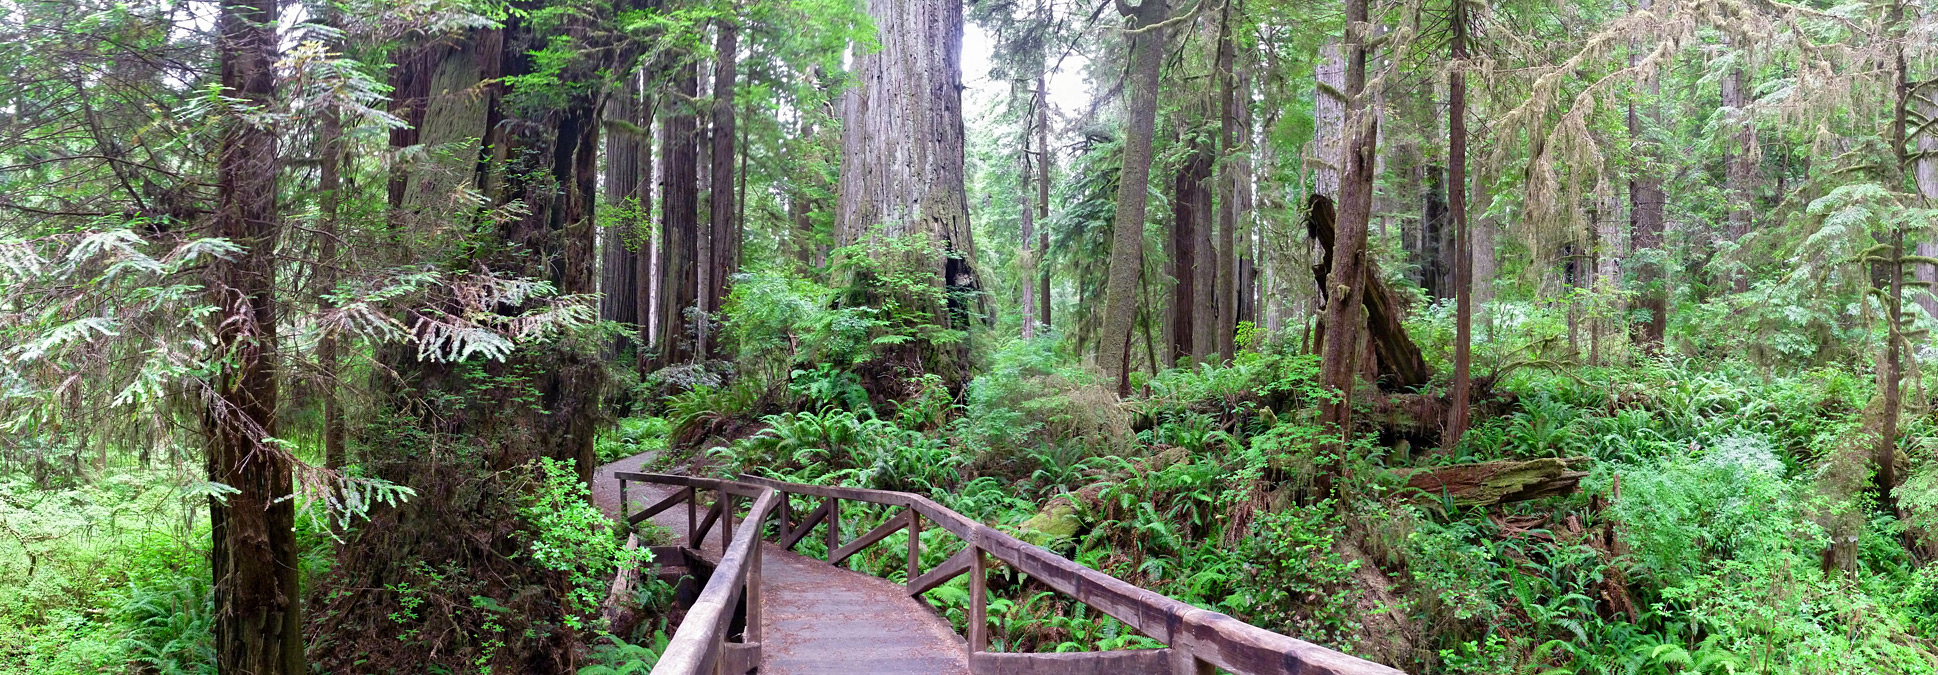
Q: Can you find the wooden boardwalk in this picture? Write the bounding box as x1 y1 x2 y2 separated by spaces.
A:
592 453 969 675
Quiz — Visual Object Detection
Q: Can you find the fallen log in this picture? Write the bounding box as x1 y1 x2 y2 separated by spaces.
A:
1402 457 1590 507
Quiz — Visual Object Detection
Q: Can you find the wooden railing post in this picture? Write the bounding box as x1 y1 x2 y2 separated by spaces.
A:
721 491 734 551
777 492 791 541
1170 649 1214 675
906 511 920 582
747 507 764 644
968 545 987 652
824 496 840 565
687 489 697 547
619 478 629 526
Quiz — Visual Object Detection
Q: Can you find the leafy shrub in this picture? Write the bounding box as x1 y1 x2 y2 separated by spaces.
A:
514 458 654 630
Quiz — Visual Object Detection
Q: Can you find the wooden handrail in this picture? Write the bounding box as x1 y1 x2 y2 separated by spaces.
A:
626 476 776 675
622 472 1405 675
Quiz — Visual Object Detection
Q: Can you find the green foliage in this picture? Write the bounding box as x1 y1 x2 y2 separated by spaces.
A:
597 417 673 464
514 458 654 630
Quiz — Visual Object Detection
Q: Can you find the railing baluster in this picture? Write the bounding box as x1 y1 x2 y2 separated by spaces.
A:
687 488 697 548
824 495 840 565
747 509 763 644
968 544 987 652
777 491 791 541
619 478 628 527
720 491 733 552
906 510 920 582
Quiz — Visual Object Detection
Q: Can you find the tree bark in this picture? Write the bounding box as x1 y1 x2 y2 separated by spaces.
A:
1020 82 1040 340
1447 0 1473 448
1099 0 1169 392
211 0 303 671
1214 0 1238 362
705 16 740 355
836 0 981 386
318 4 346 472
1169 127 1212 366
657 60 701 368
1038 77 1053 332
1318 0 1375 441
603 68 648 358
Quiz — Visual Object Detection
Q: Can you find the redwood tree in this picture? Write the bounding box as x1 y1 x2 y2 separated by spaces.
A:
836 0 982 386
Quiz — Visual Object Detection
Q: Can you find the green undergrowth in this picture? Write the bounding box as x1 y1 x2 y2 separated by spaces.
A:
643 298 1938 673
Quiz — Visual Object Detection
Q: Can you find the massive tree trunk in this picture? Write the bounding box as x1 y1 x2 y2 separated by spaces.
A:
1098 0 1168 392
211 0 303 671
705 16 740 356
1169 128 1213 367
1447 0 1473 448
602 68 649 357
657 60 702 369
836 0 981 385
1318 0 1374 440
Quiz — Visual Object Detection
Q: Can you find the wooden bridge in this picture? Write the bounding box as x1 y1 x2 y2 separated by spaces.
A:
593 460 1404 675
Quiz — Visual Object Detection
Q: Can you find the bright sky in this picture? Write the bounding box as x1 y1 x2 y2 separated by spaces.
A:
961 23 1093 124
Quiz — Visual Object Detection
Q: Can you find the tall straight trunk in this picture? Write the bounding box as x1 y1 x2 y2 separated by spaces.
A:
1099 0 1169 392
211 0 302 671
1446 1 1472 448
1318 0 1374 440
657 60 701 368
317 5 346 472
1190 117 1218 365
1214 0 1238 362
791 113 816 269
836 0 981 386
1881 19 1910 504
1235 63 1257 329
602 69 647 357
705 16 740 355
1038 77 1052 331
1169 130 1213 366
1020 91 1038 340
1915 96 1938 321
1722 66 1755 292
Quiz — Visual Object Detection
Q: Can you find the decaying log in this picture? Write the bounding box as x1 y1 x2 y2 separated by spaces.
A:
1402 457 1590 506
1307 195 1433 392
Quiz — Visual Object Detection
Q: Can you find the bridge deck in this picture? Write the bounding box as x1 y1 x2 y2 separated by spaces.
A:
593 453 969 675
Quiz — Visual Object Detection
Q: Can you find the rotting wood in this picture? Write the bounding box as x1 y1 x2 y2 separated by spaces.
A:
1402 457 1591 506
